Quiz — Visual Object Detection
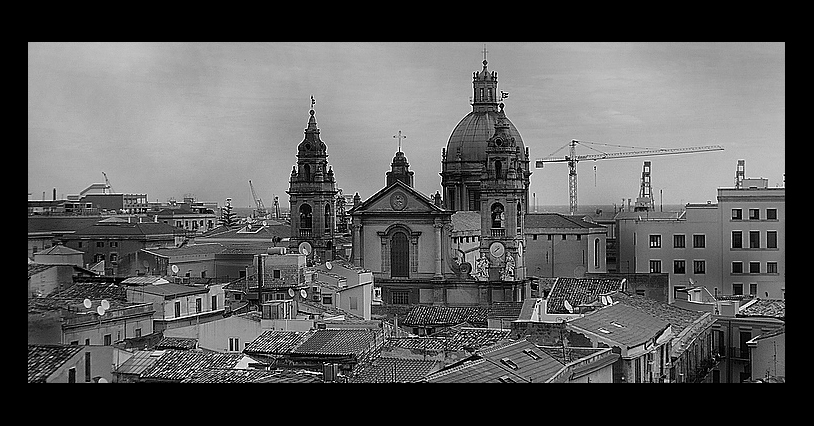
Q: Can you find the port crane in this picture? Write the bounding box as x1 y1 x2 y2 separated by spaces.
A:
535 139 724 215
102 171 114 194
248 180 269 219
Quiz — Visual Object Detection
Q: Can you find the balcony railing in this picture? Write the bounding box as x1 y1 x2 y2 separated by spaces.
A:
491 228 505 238
299 228 312 237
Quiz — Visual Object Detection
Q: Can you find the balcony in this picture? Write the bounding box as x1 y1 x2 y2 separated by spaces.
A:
299 228 312 237
491 228 506 238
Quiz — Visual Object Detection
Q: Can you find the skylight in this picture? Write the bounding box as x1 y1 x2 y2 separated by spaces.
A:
598 327 612 334
498 375 516 383
500 357 519 370
610 321 625 328
523 349 541 360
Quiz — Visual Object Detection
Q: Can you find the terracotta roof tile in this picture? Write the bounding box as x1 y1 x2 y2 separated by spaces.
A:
402 305 489 327
739 298 785 319
568 303 669 348
292 329 382 357
546 277 625 314
350 357 443 383
243 330 313 355
155 337 198 350
139 349 252 381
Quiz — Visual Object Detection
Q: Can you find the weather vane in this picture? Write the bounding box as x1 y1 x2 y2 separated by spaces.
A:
311 95 315 111
393 130 406 153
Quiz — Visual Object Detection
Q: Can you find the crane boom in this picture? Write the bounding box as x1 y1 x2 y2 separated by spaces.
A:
249 180 268 218
102 171 114 194
535 140 724 215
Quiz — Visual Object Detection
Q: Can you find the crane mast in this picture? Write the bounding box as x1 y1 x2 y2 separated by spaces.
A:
248 180 268 219
535 139 724 215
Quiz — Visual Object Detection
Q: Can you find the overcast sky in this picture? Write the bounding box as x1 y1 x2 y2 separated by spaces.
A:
28 42 785 210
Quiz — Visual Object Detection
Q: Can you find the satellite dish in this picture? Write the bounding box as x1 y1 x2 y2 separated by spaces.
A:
288 288 295 298
83 298 92 309
101 299 110 310
564 300 573 313
607 296 613 305
171 264 179 274
300 289 308 299
600 295 607 305
326 261 333 270
96 305 106 316
97 377 108 383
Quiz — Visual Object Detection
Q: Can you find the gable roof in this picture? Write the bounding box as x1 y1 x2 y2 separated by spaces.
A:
28 344 83 383
451 211 481 232
439 327 513 351
609 291 710 337
349 179 446 215
568 303 669 349
546 277 626 314
35 244 84 256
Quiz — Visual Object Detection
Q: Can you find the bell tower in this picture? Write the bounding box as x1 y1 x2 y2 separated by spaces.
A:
287 99 338 263
477 103 526 283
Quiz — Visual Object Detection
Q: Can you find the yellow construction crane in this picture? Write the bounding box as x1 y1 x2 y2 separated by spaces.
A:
535 139 724 215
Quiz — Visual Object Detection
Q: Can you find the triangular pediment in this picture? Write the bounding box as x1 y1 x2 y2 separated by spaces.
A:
349 180 445 215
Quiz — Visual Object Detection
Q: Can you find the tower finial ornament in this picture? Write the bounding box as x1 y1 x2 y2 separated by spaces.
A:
482 44 488 67
310 95 315 112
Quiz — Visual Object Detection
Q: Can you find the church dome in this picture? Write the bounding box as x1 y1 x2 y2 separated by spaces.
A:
446 110 524 162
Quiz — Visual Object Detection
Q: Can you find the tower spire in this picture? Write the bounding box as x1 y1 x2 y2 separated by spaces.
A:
482 44 488 67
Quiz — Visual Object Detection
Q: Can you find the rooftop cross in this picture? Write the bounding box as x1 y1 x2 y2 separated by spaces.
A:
310 95 315 111
393 130 406 153
482 44 488 66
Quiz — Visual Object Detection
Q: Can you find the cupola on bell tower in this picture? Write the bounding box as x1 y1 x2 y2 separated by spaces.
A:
287 98 338 264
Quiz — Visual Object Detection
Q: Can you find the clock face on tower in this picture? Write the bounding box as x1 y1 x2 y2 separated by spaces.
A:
298 241 312 255
489 241 505 258
390 192 407 210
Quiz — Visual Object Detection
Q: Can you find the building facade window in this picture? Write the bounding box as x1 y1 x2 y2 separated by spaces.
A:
673 234 686 248
749 262 760 274
229 337 240 352
649 260 661 273
749 208 760 220
731 208 742 220
733 283 743 295
135 328 142 338
767 231 777 249
594 238 600 268
196 298 202 313
390 231 410 278
692 234 705 248
749 231 760 248
766 208 777 220
749 283 758 296
693 260 706 274
674 260 686 274
649 235 661 248
212 295 217 311
103 334 111 346
68 367 76 383
273 269 281 279
767 262 778 274
732 231 742 248
322 295 333 305
732 262 743 274
299 203 313 230
174 301 181 318
392 290 409 305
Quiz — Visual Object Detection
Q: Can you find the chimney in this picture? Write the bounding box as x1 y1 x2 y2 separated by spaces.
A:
53 188 56 201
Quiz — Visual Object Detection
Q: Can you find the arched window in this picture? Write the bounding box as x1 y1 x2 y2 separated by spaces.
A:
299 204 312 229
516 201 522 230
491 203 505 229
303 164 311 181
324 203 332 234
391 231 409 277
495 160 503 179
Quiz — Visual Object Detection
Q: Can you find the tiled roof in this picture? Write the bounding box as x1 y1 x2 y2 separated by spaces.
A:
538 345 607 364
751 325 785 342
524 213 605 229
385 337 447 352
243 330 314 355
444 328 513 351
609 291 707 336
402 305 489 327
292 329 382 357
451 211 481 232
197 223 290 240
136 283 209 298
424 339 566 383
223 272 303 292
46 281 128 302
350 356 444 383
28 216 104 234
139 349 252 381
738 298 785 319
155 337 198 350
121 276 170 285
28 344 83 383
487 302 525 320
568 303 669 349
178 368 323 383
546 277 625 314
